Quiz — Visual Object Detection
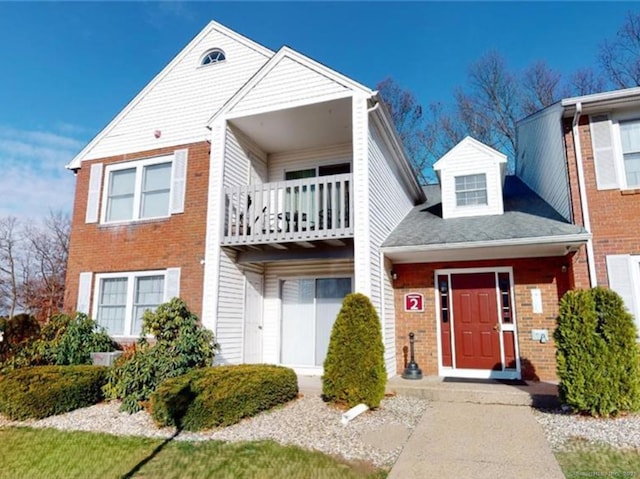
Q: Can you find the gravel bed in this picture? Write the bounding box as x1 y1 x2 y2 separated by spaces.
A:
533 408 640 451
0 394 429 467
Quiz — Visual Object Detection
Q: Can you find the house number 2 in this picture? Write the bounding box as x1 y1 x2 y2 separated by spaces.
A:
404 293 424 312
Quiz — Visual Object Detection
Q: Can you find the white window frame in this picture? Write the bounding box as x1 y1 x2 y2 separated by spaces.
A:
610 113 640 190
199 48 226 67
454 173 488 207
92 270 166 338
100 154 174 224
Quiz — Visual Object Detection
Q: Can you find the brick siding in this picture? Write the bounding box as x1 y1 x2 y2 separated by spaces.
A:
63 141 210 318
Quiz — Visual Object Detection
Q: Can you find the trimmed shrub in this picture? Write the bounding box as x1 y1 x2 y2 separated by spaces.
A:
104 298 218 413
322 293 386 408
1 313 115 372
150 364 298 431
0 365 108 420
555 287 640 417
0 314 41 363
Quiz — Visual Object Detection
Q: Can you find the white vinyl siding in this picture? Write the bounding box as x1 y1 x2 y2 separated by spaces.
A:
607 255 640 335
78 27 271 162
516 103 572 221
368 120 414 374
93 270 175 337
229 56 348 116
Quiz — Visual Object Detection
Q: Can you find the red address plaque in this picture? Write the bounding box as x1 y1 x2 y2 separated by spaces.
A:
404 293 424 312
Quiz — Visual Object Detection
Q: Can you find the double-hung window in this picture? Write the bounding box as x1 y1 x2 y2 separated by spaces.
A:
619 119 640 188
455 174 487 206
103 156 173 223
95 271 166 337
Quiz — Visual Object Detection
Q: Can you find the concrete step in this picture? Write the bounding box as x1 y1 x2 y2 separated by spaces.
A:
386 376 559 408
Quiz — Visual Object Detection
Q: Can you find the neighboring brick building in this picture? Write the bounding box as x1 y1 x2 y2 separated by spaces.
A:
518 87 640 334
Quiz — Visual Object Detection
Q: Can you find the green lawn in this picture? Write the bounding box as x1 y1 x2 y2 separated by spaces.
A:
555 441 640 479
0 427 386 479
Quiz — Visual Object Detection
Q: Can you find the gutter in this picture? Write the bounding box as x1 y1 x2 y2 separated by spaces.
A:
380 233 591 254
571 102 598 287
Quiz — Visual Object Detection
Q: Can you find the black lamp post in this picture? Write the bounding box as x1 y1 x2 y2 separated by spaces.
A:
402 332 423 380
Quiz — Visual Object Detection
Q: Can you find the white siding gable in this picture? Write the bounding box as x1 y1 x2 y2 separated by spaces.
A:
228 56 349 116
69 23 272 166
434 137 507 219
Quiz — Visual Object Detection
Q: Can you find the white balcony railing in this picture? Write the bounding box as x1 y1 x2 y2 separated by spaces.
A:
221 173 353 245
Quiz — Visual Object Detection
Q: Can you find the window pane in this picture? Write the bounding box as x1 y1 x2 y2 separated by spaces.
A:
97 278 128 335
620 120 640 153
107 168 135 221
315 278 351 366
140 163 171 219
132 275 164 336
281 279 315 366
624 152 640 187
455 173 487 206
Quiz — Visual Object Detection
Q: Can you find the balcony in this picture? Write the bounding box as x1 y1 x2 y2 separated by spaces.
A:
221 173 353 247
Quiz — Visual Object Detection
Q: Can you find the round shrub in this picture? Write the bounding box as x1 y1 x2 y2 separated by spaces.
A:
0 365 108 420
555 287 640 417
104 298 218 413
150 364 298 431
322 293 386 408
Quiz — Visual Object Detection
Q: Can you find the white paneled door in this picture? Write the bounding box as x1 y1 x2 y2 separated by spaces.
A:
244 272 264 363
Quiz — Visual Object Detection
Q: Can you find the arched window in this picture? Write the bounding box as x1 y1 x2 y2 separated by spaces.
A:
201 49 226 66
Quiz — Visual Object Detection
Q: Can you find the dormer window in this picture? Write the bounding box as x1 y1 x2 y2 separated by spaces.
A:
455 174 487 206
201 49 226 66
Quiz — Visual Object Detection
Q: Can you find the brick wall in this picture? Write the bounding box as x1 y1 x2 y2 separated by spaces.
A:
392 257 571 382
564 116 640 287
64 141 210 318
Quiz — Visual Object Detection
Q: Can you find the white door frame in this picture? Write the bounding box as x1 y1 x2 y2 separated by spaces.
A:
434 267 521 380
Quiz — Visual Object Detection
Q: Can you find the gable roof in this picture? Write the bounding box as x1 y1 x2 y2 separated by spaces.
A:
208 46 373 125
382 176 588 249
67 21 274 169
433 136 507 171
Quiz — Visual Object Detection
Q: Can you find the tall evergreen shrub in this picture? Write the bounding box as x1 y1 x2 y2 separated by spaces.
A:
322 293 386 408
555 287 640 416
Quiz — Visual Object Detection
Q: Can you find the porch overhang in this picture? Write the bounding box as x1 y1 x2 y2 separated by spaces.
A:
381 233 590 263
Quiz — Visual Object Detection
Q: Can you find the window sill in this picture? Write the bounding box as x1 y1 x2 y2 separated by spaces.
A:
620 188 640 196
98 216 171 228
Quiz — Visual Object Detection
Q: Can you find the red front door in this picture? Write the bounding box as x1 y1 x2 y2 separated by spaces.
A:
451 273 501 370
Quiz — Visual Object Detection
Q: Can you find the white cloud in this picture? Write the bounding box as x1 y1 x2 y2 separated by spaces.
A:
0 126 80 221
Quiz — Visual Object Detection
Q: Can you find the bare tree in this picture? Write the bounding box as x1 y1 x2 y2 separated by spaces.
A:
377 77 432 183
567 68 608 96
21 212 70 321
521 61 563 116
600 12 640 88
0 217 21 318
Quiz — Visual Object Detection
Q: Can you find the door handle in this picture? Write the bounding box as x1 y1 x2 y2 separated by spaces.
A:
493 322 501 332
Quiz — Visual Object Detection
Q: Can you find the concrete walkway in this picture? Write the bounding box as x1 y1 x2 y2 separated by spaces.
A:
387 401 564 479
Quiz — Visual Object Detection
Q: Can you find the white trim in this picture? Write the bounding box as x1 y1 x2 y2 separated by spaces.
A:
381 234 591 255
434 267 521 380
92 269 168 338
561 86 640 108
434 136 507 171
100 154 174 225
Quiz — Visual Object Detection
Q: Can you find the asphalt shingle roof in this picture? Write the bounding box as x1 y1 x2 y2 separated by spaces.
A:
382 176 587 248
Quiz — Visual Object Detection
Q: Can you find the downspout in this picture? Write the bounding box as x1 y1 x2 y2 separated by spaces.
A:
572 102 598 286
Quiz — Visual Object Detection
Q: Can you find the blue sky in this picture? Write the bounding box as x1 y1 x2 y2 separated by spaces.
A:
0 1 635 220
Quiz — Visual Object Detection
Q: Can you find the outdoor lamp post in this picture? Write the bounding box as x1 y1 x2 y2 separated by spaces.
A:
402 332 423 380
